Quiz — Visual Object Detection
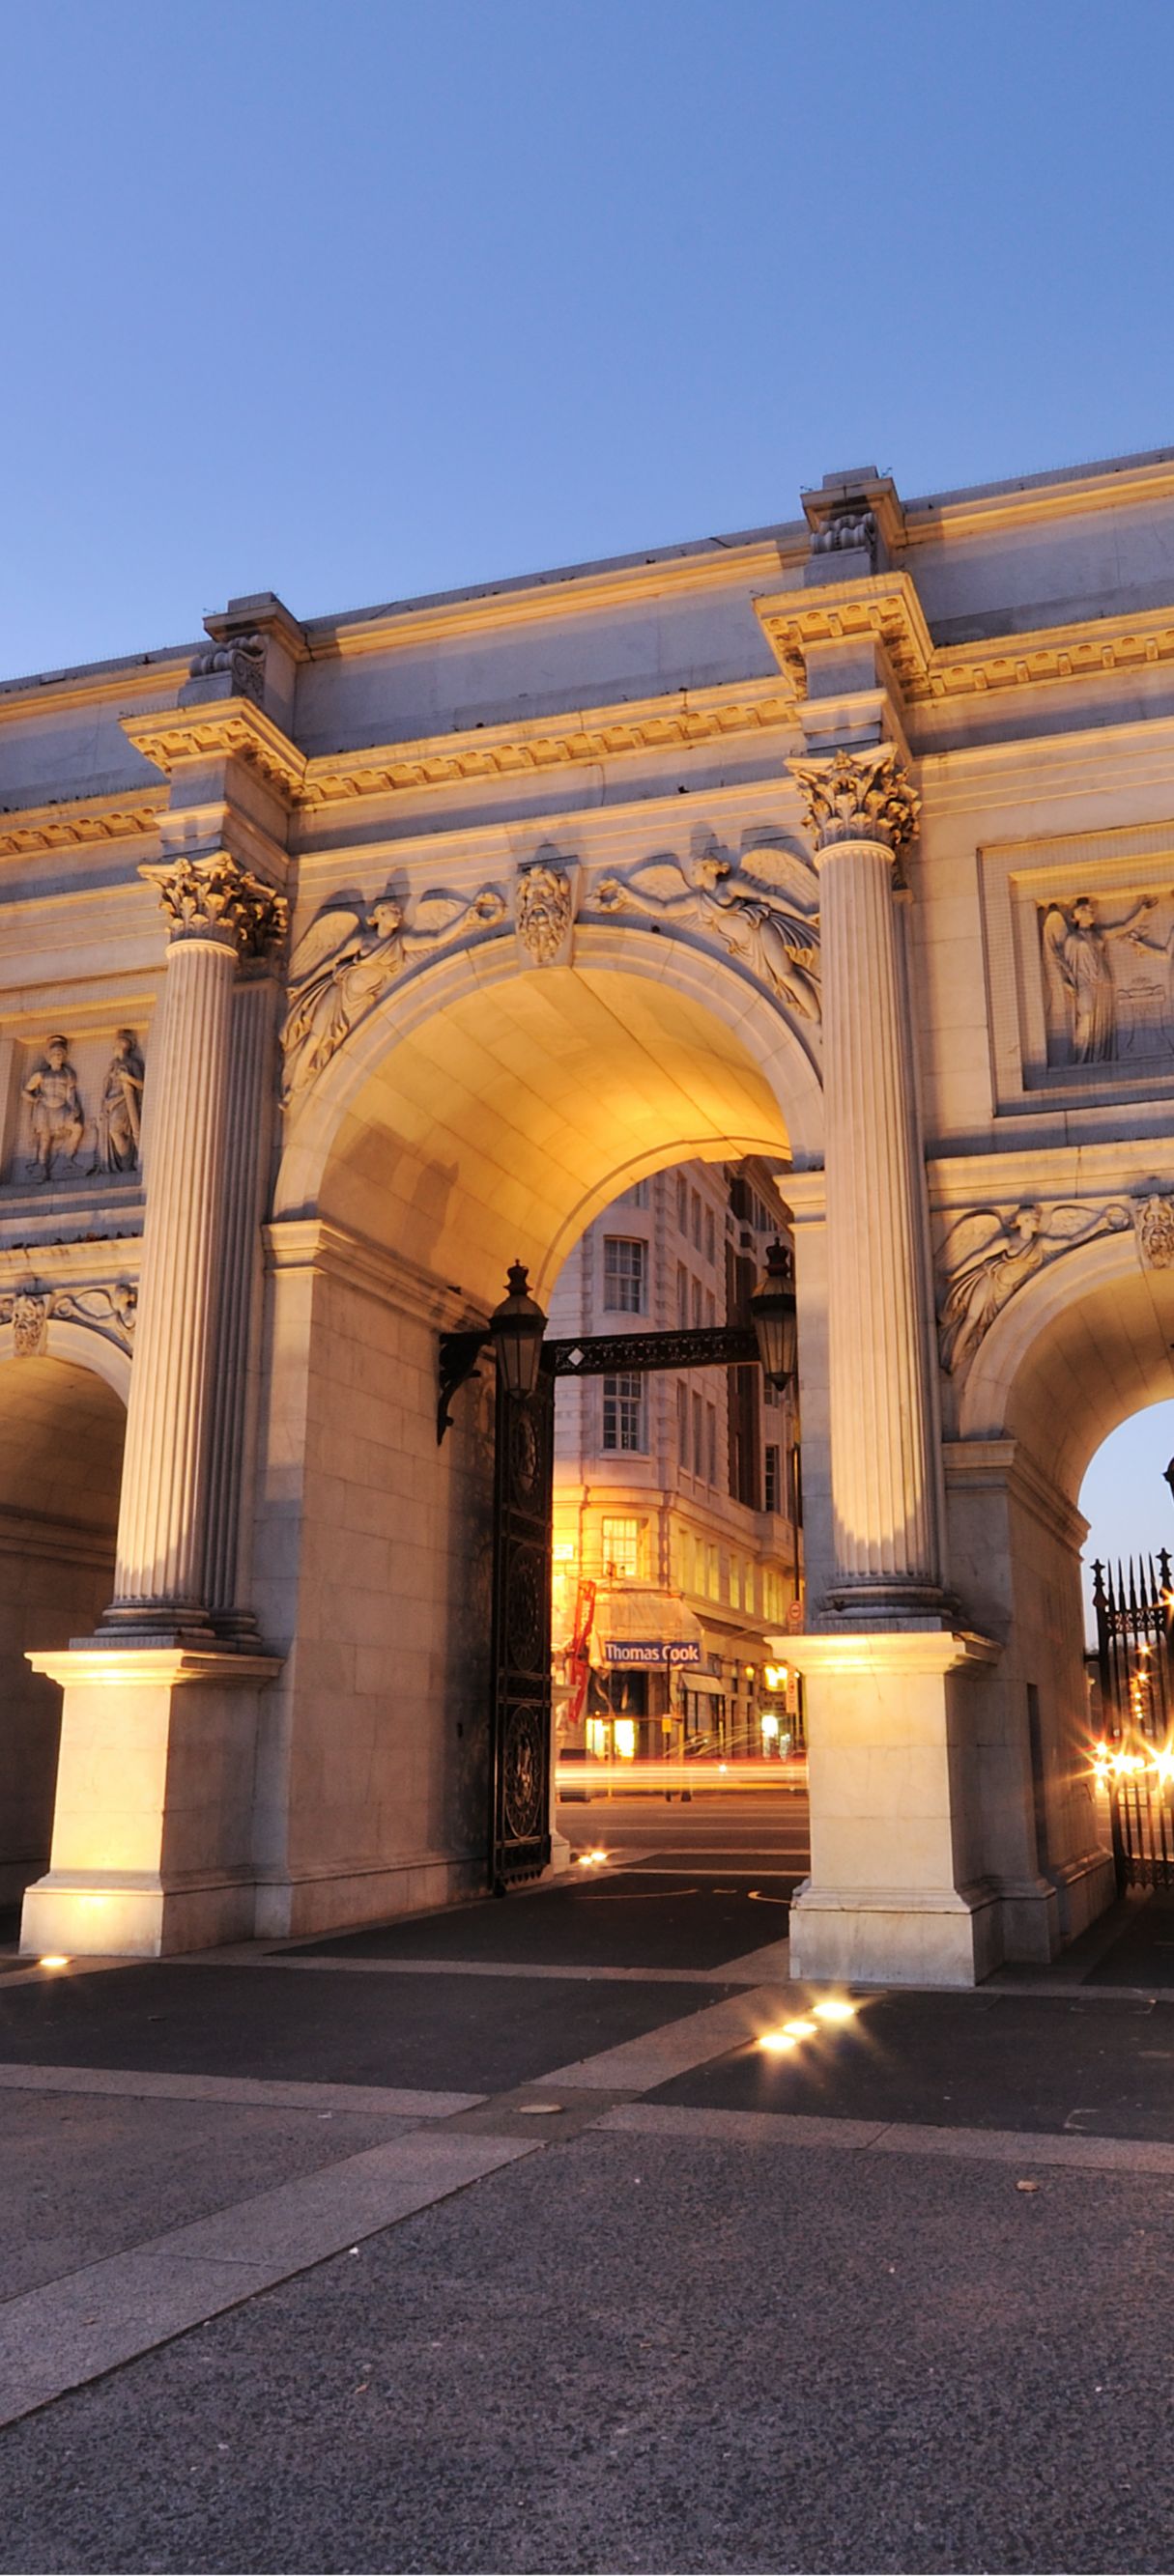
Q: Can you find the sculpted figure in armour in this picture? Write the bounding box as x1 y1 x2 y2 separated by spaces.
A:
94 1029 144 1174
597 843 821 1022
1042 894 1157 1063
23 1036 84 1181
281 883 506 1100
938 1200 1131 1374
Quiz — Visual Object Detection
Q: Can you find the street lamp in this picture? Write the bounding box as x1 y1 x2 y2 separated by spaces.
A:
489 1261 548 1399
749 1240 797 1390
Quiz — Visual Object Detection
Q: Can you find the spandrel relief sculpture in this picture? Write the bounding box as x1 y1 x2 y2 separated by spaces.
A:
515 859 575 967
1041 892 1174 1067
0 1277 136 1354
23 1037 84 1182
281 881 505 1102
937 1200 1132 1374
596 840 821 1023
93 1030 144 1175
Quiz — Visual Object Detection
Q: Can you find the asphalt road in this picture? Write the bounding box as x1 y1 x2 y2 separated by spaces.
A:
557 1783 811 1880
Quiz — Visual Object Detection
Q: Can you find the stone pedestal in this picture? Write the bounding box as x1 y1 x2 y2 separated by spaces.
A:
783 1629 1002 1986
19 1647 280 1957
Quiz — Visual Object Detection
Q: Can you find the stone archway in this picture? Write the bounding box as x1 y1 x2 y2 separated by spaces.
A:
0 1347 128 1914
940 1231 1174 1961
252 938 822 1940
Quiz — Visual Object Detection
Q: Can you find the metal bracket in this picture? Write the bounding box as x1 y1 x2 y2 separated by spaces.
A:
437 1329 488 1443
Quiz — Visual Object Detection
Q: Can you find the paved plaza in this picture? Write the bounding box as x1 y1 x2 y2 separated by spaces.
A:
1 1804 1172 2574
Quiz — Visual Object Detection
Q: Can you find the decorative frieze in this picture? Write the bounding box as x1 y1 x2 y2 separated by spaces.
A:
0 1276 137 1357
142 855 288 959
788 746 921 858
281 881 506 1102
936 1201 1133 1374
595 841 821 1022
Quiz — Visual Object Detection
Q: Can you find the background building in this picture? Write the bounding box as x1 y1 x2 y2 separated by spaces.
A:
549 1156 803 1773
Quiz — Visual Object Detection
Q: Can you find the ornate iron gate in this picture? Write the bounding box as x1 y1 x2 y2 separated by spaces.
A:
1093 1551 1174 1889
488 1364 555 1892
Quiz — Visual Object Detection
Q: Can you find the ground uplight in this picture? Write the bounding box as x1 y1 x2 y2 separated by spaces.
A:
39 1955 70 1969
783 2018 818 2037
812 1997 857 2024
758 2031 799 2053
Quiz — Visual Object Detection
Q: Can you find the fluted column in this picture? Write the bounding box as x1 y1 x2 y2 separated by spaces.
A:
105 855 286 1636
789 747 942 1618
204 972 281 1633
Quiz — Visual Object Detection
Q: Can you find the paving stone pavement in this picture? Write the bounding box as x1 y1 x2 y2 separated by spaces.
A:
1 1866 1173 2573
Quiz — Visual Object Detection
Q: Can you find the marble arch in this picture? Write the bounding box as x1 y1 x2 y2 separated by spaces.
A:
10 447 1174 1977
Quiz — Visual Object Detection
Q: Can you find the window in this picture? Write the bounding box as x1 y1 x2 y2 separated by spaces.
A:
676 1174 688 1236
676 1263 689 1330
616 1178 648 1209
603 1236 645 1314
705 1288 716 1328
765 1444 781 1514
705 1207 716 1266
601 1515 641 1576
692 1390 703 1477
602 1373 644 1452
691 1189 702 1251
706 1402 717 1487
676 1379 689 1463
707 1543 719 1599
691 1275 702 1329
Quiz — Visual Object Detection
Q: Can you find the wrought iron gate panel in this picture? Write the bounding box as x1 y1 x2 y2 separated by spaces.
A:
1094 1550 1174 1889
488 1363 554 1891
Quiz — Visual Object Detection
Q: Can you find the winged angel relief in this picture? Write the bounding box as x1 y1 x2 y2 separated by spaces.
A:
595 844 821 1022
281 884 505 1102
936 1200 1131 1375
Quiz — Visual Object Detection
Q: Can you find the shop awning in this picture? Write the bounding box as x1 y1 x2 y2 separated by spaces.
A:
682 1671 725 1698
589 1581 705 1670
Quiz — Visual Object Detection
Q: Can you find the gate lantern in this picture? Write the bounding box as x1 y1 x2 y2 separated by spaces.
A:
749 1240 798 1390
489 1261 547 1400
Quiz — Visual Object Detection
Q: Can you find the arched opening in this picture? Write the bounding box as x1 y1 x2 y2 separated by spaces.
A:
0 1355 127 1924
256 950 816 1936
950 1241 1174 1954
1079 1398 1174 1648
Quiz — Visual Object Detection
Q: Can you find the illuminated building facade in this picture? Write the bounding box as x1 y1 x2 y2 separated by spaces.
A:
550 1155 803 1770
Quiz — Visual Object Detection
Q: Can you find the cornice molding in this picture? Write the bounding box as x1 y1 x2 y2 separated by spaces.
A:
305 541 798 664
757 573 1174 712
121 699 306 800
904 453 1174 547
264 1214 479 1333
0 790 167 861
300 678 798 809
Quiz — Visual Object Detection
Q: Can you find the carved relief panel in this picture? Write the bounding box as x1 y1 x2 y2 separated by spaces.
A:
0 1024 149 1190
980 824 1174 1113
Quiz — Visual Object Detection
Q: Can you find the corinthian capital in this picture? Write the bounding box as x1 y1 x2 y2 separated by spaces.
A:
788 746 920 858
141 855 288 958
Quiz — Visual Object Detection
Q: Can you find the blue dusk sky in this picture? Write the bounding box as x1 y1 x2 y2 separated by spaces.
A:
3 0 1174 1577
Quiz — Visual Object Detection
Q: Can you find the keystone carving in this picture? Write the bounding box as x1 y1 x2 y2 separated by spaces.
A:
142 856 288 958
1135 1194 1174 1270
0 1278 136 1357
281 881 506 1102
595 841 821 1023
936 1201 1132 1375
788 746 920 857
515 859 576 967
23 1038 85 1183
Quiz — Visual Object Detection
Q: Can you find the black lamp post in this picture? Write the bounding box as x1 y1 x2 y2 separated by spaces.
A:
488 1261 548 1400
749 1239 798 1390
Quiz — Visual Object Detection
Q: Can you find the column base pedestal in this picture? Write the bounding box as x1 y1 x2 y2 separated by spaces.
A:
778 1626 1003 1990
19 1645 281 1959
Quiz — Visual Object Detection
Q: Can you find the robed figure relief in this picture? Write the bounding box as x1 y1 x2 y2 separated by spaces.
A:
597 842 821 1023
93 1030 144 1174
281 884 506 1101
937 1200 1131 1375
1041 893 1170 1066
